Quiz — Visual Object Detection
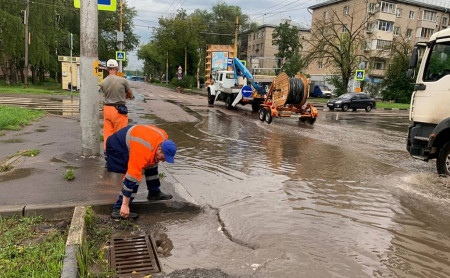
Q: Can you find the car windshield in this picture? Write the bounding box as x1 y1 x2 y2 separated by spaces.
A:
338 93 354 99
319 85 330 91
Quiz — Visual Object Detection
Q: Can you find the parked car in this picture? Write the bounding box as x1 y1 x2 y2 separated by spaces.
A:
311 85 333 98
327 93 376 112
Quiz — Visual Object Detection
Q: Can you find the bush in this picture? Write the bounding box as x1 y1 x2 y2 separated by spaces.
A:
170 75 195 89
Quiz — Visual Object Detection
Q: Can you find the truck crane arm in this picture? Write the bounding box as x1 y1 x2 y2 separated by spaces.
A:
232 58 264 95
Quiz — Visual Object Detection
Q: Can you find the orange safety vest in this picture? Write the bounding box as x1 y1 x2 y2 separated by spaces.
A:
124 125 168 183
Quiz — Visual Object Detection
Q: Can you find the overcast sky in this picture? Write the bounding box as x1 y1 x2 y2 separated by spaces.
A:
124 0 450 71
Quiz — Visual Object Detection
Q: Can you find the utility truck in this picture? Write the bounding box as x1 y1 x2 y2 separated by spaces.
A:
406 28 450 175
207 58 268 111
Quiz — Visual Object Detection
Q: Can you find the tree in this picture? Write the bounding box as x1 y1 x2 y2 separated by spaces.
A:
272 22 306 76
381 34 414 103
307 5 373 92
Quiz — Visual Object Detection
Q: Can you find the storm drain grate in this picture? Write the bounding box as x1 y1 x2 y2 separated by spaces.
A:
110 234 161 276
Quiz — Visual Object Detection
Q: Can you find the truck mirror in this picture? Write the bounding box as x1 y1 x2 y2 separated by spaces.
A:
409 46 419 69
407 68 415 79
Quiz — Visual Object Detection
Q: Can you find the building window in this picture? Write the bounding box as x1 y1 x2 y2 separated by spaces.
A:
394 26 400 36
380 1 396 14
318 61 323 69
342 24 349 33
420 28 434 38
376 20 394 32
409 11 415 19
396 8 402 18
323 11 328 19
376 39 392 50
375 61 385 70
421 10 437 22
369 3 376 13
343 6 349 15
366 22 374 32
442 17 448 27
406 29 412 39
261 43 264 51
253 34 255 40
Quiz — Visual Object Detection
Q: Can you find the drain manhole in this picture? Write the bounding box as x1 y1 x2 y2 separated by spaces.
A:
110 234 161 276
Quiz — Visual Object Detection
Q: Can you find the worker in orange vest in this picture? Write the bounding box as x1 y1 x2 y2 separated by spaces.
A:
106 124 177 219
100 59 134 151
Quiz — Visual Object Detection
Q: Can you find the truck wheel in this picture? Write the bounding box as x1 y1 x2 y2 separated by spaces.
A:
226 95 233 110
342 105 349 112
265 111 273 124
436 142 450 176
307 118 316 125
365 105 372 112
252 103 260 112
207 91 214 105
329 107 334 111
259 108 266 121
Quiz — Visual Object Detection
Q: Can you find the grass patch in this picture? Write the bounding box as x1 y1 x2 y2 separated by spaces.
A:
64 169 75 181
0 82 71 95
0 164 13 172
77 206 115 278
0 105 45 131
0 215 67 277
14 149 40 157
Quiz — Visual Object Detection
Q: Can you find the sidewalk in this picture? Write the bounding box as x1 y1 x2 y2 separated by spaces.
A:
0 110 198 218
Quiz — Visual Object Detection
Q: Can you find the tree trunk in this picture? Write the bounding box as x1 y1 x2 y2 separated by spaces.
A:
196 51 202 89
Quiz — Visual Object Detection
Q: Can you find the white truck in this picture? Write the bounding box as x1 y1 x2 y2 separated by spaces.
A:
207 70 249 110
406 28 450 175
207 58 268 111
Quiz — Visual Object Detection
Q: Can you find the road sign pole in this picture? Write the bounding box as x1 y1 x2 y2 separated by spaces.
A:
80 0 100 156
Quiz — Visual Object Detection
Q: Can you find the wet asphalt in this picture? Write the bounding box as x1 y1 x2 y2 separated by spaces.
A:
0 82 449 277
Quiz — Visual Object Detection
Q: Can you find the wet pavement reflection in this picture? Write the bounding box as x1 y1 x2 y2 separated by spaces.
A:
150 103 449 277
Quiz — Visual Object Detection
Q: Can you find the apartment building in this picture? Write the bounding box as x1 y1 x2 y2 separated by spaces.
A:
246 22 310 74
307 0 450 89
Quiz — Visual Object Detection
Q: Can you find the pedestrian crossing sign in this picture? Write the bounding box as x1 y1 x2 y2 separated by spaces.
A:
355 70 365 81
116 51 126 61
74 0 116 11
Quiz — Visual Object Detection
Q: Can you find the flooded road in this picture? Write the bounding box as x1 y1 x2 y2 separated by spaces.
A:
134 86 450 277
2 86 448 277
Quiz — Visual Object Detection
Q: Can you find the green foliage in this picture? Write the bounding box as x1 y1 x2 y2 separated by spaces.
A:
77 206 114 278
13 149 40 157
170 75 195 88
272 22 305 76
158 172 166 179
140 3 255 83
381 45 414 103
64 169 75 181
326 75 346 96
0 0 138 84
0 215 67 277
0 105 45 131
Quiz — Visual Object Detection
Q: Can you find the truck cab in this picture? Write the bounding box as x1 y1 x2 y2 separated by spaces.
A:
207 70 246 108
406 28 450 175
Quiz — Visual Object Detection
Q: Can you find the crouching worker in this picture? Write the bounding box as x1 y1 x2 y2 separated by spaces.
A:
106 124 177 219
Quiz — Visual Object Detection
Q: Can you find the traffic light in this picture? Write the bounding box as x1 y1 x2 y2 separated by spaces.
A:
20 10 27 24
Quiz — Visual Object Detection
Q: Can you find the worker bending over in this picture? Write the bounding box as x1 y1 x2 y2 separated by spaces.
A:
106 124 177 219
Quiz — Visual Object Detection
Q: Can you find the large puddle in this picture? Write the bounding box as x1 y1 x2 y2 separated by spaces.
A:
148 104 450 277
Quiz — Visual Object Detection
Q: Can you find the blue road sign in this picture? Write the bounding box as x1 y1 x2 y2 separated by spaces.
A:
355 70 365 81
74 0 116 11
116 51 125 61
227 58 233 66
241 85 253 98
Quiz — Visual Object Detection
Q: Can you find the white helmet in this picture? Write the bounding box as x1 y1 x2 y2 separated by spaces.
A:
107 59 118 68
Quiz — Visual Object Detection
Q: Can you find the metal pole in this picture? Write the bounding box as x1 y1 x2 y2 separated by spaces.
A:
119 0 123 73
80 0 100 156
234 16 239 58
23 0 29 88
69 33 73 98
184 47 187 75
166 51 168 84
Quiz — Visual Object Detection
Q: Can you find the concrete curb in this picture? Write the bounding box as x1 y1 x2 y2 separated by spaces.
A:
61 206 86 278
